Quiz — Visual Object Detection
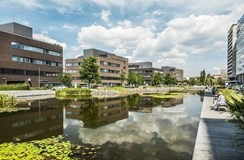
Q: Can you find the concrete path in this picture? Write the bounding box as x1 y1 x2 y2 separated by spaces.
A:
192 92 244 160
0 90 55 100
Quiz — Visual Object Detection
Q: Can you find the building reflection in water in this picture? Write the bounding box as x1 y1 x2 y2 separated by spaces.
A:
0 98 63 143
160 98 183 107
65 95 183 129
66 97 129 129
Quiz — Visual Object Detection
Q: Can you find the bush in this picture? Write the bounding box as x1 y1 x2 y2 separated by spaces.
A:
0 84 30 90
56 88 91 97
222 89 244 123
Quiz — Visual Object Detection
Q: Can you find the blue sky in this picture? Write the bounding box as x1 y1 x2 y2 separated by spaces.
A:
0 0 243 77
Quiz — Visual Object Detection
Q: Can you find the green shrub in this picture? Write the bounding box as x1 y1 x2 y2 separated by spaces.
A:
56 88 91 98
0 84 30 90
222 89 244 122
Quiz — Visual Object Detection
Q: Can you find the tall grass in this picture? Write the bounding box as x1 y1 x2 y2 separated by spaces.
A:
0 84 30 90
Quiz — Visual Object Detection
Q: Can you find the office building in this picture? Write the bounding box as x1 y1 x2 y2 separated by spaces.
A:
0 22 63 87
227 24 237 81
65 48 128 87
236 14 244 84
129 62 164 85
161 66 184 82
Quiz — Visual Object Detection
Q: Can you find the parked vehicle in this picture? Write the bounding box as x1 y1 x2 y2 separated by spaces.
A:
52 85 67 90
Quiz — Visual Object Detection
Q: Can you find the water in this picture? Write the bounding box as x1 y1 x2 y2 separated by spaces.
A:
0 93 203 160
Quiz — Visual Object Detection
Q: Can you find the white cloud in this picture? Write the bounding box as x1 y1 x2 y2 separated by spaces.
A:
33 33 67 49
62 24 79 31
10 0 44 9
118 20 133 28
101 10 111 23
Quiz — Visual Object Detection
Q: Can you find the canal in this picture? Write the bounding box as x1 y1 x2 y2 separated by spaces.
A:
0 93 203 160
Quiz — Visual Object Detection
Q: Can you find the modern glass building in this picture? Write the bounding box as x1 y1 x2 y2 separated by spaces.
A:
236 14 244 84
227 24 237 81
0 22 63 87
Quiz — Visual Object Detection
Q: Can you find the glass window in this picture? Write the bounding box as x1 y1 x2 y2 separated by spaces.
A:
11 42 61 57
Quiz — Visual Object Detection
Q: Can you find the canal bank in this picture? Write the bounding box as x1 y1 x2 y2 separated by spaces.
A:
0 90 55 100
192 92 244 160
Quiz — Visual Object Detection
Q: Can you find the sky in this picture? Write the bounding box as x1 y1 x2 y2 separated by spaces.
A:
0 0 244 77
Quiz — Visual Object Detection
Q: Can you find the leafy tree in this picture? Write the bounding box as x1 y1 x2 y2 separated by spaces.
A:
79 56 101 88
127 71 138 86
58 73 72 86
200 70 206 85
137 74 144 85
163 73 177 85
120 70 126 86
189 78 197 85
152 72 163 86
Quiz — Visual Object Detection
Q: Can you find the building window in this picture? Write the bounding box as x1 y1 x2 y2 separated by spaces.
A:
12 55 62 67
11 42 61 57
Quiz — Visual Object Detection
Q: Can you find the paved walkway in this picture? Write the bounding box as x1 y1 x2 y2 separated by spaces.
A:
192 92 244 160
0 90 55 100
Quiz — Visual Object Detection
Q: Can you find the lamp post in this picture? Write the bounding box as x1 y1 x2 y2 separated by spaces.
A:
38 67 40 88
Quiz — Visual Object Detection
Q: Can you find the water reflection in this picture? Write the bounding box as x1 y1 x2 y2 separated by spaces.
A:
63 95 201 160
0 94 202 160
0 98 64 143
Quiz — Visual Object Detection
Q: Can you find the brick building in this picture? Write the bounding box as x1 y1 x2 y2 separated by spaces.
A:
0 22 63 87
65 48 128 87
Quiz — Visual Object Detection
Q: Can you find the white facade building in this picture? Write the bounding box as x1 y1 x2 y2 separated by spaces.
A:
236 14 244 84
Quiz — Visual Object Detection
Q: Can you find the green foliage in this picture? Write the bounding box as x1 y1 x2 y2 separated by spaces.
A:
58 73 72 86
222 89 244 122
200 70 206 85
56 88 91 98
120 70 126 85
0 136 71 160
127 71 144 86
163 73 177 85
188 78 197 85
152 72 163 86
0 84 30 90
127 71 138 85
137 74 144 85
79 56 101 86
0 94 16 108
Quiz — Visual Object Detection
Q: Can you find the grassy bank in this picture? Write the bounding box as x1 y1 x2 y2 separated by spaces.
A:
56 88 91 98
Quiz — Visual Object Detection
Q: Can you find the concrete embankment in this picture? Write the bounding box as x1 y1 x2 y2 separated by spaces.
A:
192 92 244 160
0 90 55 100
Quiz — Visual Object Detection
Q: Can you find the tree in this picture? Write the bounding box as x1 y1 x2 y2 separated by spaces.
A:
58 73 72 86
120 70 126 86
79 56 101 87
189 78 197 85
127 71 138 86
163 73 177 85
200 70 206 85
137 74 144 85
152 72 163 86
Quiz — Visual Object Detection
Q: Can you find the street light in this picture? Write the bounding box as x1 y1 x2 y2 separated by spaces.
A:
38 67 40 88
